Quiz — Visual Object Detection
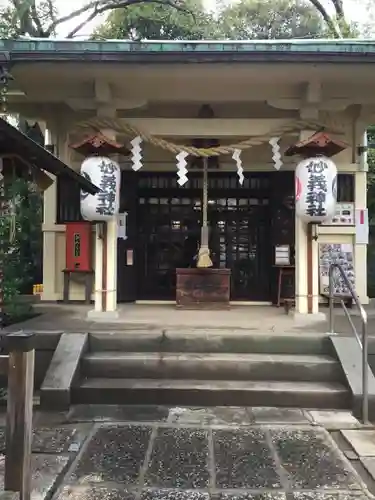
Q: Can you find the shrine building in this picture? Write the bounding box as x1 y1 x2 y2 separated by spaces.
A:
0 38 372 318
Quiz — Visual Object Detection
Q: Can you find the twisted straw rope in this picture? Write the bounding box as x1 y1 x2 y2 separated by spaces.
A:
75 117 335 157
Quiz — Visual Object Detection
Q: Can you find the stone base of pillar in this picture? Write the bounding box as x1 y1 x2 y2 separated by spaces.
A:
87 309 120 322
292 311 327 325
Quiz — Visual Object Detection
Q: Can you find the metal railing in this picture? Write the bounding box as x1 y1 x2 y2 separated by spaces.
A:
328 262 369 424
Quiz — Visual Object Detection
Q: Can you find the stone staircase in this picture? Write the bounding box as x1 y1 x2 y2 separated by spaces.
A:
65 330 351 409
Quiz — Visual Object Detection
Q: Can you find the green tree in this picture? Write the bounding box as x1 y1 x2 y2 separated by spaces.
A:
217 0 326 40
0 0 367 40
304 0 350 37
0 0 190 39
96 0 327 41
0 165 42 323
96 0 214 40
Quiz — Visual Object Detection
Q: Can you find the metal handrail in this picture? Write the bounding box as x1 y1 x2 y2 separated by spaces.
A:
328 262 369 423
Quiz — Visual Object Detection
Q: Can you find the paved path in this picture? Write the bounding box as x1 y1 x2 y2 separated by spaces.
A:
1 406 374 500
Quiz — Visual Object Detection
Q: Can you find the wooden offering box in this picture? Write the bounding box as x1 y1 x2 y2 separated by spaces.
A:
176 268 231 309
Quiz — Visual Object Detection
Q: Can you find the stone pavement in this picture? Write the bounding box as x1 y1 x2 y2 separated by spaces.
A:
1 405 375 500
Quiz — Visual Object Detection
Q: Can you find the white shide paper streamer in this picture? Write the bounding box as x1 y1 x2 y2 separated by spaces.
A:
269 137 282 170
232 149 244 185
131 136 143 171
176 151 189 186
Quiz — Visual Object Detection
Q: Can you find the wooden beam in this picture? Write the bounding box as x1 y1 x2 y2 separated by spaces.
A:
300 80 322 121
304 80 322 105
94 79 112 104
90 118 295 137
65 97 147 111
267 98 350 111
0 354 8 375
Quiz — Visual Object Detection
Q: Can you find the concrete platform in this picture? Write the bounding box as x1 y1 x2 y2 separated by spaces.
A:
3 303 356 334
6 301 375 340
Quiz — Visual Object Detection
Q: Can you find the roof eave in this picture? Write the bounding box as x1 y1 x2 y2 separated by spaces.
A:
0 118 99 194
5 50 375 65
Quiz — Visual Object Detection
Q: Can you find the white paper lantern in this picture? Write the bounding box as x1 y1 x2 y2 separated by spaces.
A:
80 156 120 221
295 156 337 223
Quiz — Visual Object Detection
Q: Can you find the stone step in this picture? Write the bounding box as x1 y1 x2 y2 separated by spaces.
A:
82 352 343 383
89 332 331 355
72 378 350 408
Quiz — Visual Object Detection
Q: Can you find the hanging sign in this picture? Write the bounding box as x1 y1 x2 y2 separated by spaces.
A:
355 208 369 245
80 156 120 221
295 156 337 223
117 212 128 240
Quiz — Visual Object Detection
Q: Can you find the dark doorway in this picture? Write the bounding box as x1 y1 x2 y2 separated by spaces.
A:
133 171 273 301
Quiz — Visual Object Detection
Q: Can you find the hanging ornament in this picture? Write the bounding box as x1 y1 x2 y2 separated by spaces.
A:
176 151 189 186
232 149 244 185
269 137 282 170
131 136 143 171
295 156 337 223
80 156 121 221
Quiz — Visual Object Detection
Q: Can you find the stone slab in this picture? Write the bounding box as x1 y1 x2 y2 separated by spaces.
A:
141 490 210 500
56 485 136 500
307 411 360 429
359 456 375 481
167 407 252 425
291 494 368 500
40 333 88 410
213 428 280 489
0 493 19 500
292 312 327 324
0 454 69 500
86 310 120 321
144 428 209 489
0 426 84 454
212 494 286 500
271 428 361 490
68 405 169 423
251 407 308 424
329 336 375 420
70 425 151 484
343 450 359 460
341 430 375 457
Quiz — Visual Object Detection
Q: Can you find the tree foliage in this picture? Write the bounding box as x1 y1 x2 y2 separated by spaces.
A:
0 0 190 38
216 0 326 40
0 174 42 322
96 0 327 41
0 0 367 40
96 0 214 40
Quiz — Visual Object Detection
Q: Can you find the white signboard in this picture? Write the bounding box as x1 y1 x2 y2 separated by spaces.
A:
117 212 128 240
355 208 369 245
